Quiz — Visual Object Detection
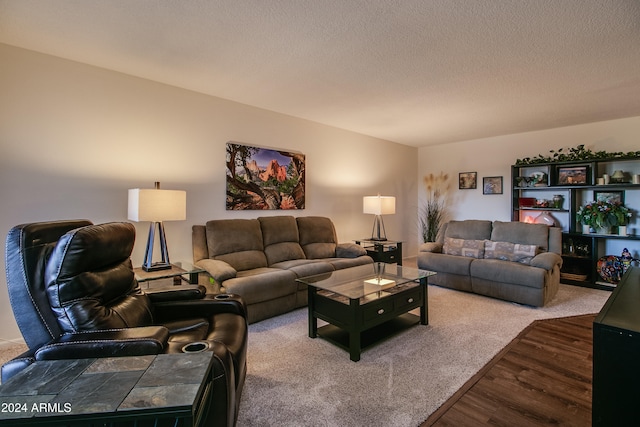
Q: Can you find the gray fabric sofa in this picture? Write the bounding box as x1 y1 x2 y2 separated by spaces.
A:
193 216 373 323
417 220 563 307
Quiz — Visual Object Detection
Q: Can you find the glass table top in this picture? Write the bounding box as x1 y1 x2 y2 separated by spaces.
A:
296 262 435 300
134 261 204 282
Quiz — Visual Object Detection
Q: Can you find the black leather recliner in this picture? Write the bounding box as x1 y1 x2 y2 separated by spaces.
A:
3 220 248 427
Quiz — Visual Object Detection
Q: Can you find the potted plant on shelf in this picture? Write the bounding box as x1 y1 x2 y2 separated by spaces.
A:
576 201 632 234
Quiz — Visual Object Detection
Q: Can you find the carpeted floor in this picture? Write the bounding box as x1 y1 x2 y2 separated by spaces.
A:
0 283 609 426
236 283 609 426
0 342 27 367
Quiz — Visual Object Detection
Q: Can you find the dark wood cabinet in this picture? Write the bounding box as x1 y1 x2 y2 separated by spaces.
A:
593 267 640 426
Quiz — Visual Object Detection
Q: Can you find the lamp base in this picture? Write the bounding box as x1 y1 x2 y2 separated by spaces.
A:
368 237 388 241
142 262 172 272
369 215 388 241
142 222 172 272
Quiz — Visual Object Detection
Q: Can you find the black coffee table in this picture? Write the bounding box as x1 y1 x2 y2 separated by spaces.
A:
298 263 435 361
0 353 215 426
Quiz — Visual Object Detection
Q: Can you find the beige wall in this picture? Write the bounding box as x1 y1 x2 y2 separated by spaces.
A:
418 115 640 256
3 42 639 343
0 44 418 341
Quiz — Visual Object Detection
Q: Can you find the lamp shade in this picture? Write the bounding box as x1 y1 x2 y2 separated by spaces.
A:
363 196 396 215
128 188 186 222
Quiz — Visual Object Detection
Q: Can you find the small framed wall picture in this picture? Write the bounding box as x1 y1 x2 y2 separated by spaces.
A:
594 191 624 204
459 172 477 189
483 176 503 195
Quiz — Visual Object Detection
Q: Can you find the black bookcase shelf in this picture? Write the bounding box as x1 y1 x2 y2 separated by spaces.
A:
512 157 640 290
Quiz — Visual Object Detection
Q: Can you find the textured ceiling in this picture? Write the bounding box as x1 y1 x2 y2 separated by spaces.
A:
2 0 640 147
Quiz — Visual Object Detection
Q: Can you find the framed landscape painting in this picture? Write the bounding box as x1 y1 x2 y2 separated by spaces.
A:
557 165 588 185
226 142 305 210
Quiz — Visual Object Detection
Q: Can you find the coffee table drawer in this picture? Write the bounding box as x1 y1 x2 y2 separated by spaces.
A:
394 288 422 311
363 299 395 322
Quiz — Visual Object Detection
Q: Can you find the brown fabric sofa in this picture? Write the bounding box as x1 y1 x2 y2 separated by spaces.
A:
193 216 373 323
417 220 563 307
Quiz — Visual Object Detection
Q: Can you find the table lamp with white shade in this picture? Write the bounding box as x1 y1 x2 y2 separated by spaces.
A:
363 195 396 241
128 182 186 271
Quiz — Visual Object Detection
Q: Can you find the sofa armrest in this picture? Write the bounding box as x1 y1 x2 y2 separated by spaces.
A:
419 242 443 253
196 259 237 283
34 326 170 360
336 243 367 258
530 252 563 271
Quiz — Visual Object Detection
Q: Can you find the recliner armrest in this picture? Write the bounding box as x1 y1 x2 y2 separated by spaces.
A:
152 294 248 322
34 326 170 360
530 252 563 271
336 243 367 258
1 348 37 383
146 284 207 302
419 242 443 253
196 259 237 283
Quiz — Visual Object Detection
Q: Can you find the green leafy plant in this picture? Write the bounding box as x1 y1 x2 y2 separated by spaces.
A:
515 145 640 165
576 201 632 229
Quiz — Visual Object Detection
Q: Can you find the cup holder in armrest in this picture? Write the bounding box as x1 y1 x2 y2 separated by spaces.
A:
181 341 210 353
214 294 232 300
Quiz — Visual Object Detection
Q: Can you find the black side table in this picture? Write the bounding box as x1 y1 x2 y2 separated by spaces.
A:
355 240 403 265
135 261 204 285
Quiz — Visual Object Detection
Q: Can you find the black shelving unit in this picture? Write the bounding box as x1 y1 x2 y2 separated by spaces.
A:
511 157 640 290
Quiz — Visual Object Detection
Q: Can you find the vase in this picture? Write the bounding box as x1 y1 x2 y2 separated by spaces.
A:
595 226 612 235
552 195 564 209
582 224 590 234
534 211 557 227
619 225 628 236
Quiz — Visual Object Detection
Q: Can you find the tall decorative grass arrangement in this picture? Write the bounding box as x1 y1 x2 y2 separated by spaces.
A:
421 172 450 243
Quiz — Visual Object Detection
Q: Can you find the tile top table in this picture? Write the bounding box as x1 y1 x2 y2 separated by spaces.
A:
0 352 214 427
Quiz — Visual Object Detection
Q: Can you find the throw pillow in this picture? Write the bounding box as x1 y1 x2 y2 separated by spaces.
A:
443 237 486 259
484 241 540 264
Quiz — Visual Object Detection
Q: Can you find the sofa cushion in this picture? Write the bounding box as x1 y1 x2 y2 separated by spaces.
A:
336 243 367 258
324 256 374 270
443 237 486 258
490 221 549 251
221 268 297 304
297 217 338 259
206 219 267 271
258 216 306 265
419 252 475 276
444 220 493 241
271 259 335 278
484 241 540 264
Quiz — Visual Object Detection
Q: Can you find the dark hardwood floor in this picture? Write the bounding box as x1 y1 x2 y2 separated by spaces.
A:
422 314 595 427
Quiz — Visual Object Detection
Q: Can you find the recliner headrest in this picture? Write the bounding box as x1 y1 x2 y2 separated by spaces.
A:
47 222 136 278
45 222 153 332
